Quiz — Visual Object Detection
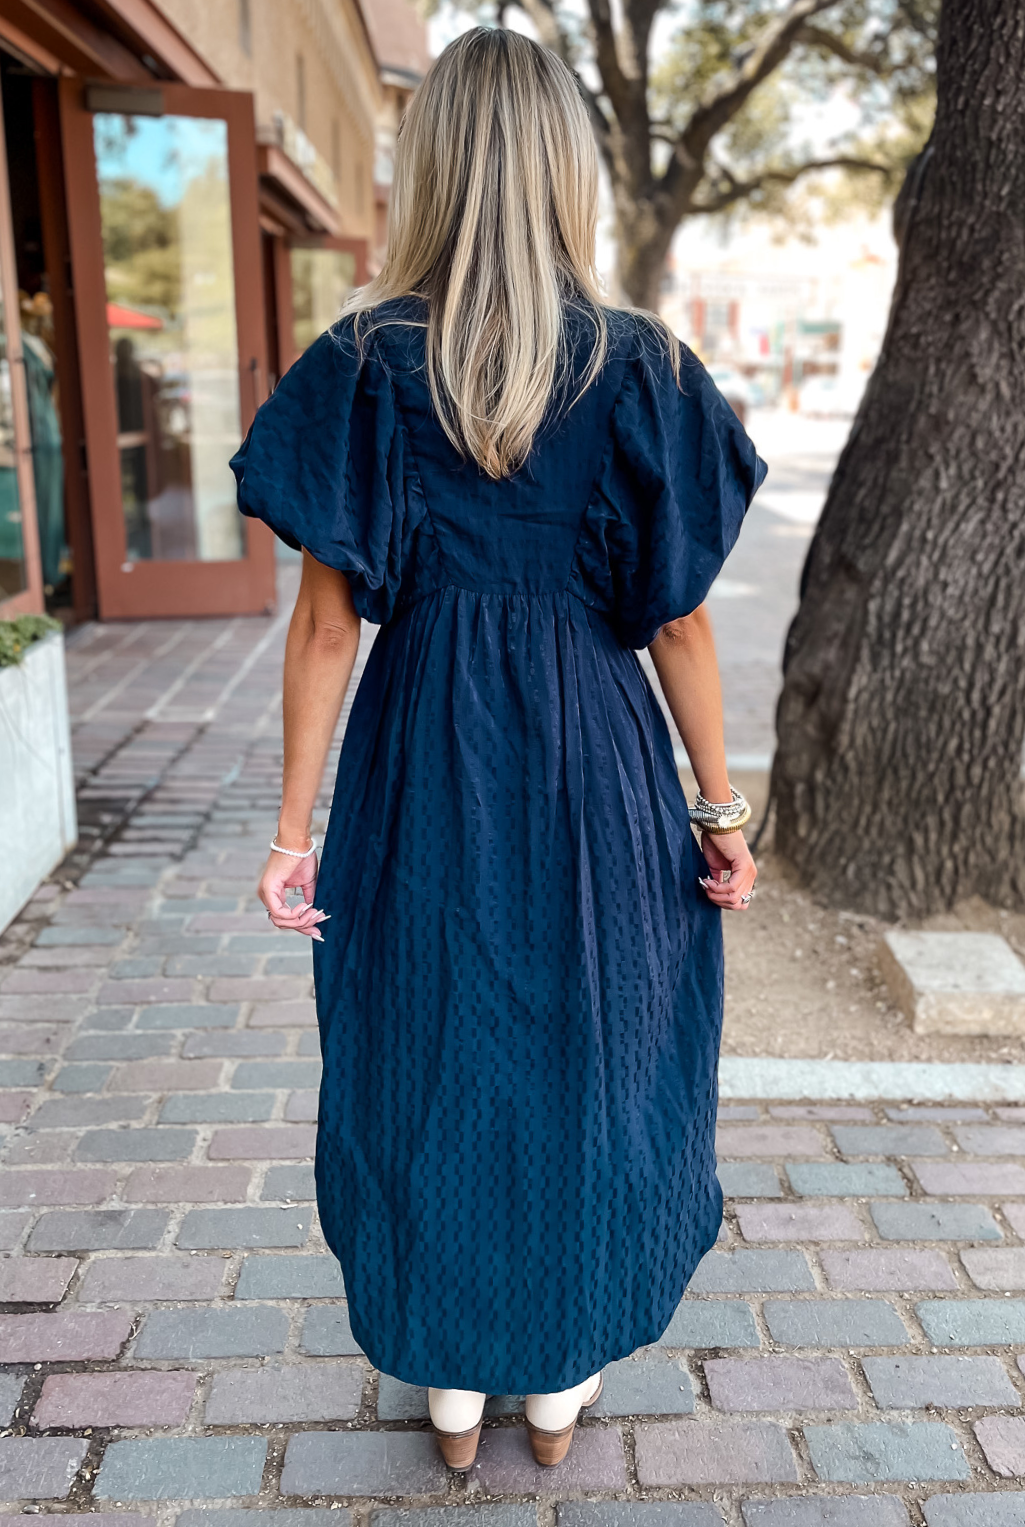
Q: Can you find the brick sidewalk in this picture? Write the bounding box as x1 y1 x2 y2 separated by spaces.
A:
1 576 1025 1524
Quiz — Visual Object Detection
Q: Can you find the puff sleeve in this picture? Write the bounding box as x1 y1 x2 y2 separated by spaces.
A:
229 320 418 625
598 333 766 650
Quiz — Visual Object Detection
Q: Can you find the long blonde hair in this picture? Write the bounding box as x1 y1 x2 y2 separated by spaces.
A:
343 28 676 479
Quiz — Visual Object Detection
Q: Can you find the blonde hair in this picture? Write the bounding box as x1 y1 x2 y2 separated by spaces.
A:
343 27 679 479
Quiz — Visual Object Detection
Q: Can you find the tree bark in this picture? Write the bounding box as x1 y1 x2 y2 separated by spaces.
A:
770 0 1025 919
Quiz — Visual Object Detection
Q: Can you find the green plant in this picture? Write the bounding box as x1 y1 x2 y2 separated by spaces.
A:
0 614 61 668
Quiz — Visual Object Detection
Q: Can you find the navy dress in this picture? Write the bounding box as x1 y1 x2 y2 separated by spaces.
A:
231 298 766 1394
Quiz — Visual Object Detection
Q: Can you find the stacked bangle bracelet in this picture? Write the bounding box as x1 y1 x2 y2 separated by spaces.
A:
688 787 751 835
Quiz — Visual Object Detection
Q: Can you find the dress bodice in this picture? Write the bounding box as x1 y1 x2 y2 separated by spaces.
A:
230 296 765 649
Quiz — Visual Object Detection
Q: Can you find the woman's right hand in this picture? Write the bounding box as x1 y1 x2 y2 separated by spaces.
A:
698 829 757 912
258 844 329 940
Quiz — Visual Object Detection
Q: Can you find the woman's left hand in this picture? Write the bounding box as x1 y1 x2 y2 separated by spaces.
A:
699 830 757 912
258 846 328 940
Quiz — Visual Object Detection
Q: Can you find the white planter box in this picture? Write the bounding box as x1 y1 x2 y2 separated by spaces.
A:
0 631 77 932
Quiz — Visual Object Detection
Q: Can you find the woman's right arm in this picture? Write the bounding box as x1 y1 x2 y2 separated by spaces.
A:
257 549 362 938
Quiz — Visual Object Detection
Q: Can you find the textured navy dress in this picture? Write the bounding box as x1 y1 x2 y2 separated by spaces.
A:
231 298 766 1394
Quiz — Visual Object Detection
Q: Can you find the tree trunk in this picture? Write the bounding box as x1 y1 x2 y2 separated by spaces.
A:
769 0 1025 919
613 194 675 310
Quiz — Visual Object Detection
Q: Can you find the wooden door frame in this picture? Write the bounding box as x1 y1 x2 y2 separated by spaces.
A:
60 76 277 619
0 63 44 620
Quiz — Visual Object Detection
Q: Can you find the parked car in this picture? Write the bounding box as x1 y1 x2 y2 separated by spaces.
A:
799 373 866 419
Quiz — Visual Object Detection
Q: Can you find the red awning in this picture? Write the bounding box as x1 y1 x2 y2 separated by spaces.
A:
107 303 164 331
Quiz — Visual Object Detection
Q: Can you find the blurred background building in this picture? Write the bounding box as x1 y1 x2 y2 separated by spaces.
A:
0 0 426 626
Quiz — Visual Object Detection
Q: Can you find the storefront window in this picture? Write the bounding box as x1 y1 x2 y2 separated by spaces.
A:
0 246 25 600
291 246 356 355
93 112 244 562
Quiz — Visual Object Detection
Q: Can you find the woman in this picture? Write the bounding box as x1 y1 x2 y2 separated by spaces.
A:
232 26 763 1472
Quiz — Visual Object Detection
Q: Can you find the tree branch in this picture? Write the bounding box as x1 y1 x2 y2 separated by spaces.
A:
691 154 891 214
677 0 844 168
797 22 895 73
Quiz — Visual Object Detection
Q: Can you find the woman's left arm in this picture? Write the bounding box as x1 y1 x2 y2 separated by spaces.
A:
257 549 362 938
647 603 757 912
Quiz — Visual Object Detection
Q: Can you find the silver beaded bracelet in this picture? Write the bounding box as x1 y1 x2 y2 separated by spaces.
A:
269 837 318 859
688 787 751 834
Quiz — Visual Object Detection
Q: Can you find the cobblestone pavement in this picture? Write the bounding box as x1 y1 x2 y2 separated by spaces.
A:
2 565 1025 1525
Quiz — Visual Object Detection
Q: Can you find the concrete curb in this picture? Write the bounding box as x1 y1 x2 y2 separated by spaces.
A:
719 1055 1025 1101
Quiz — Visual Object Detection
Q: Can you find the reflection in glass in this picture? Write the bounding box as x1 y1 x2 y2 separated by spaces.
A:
0 251 25 601
291 247 356 356
94 112 244 562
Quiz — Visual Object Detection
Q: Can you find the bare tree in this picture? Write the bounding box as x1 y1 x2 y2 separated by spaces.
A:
492 0 936 304
770 0 1025 918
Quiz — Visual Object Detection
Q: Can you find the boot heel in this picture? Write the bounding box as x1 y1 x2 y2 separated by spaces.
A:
525 1373 603 1467
434 1418 483 1470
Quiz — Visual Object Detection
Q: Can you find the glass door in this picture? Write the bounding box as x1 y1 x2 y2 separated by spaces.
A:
60 81 275 619
0 67 42 619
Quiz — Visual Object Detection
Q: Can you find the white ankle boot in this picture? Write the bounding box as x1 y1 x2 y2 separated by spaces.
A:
428 1387 486 1470
525 1372 603 1465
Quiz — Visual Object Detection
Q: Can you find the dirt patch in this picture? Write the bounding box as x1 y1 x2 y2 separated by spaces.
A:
685 770 1025 1064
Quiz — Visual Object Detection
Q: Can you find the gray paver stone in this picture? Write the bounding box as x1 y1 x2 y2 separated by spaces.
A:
954 1126 1025 1155
689 1250 815 1293
786 1164 908 1197
763 1299 908 1347
923 1493 1025 1526
0 1436 87 1500
0 1374 23 1426
76 1128 197 1162
177 1206 311 1248
281 1431 448 1497
870 1201 1002 1241
184 1032 286 1057
135 1307 289 1359
177 1515 350 1527
913 1162 1025 1195
205 1362 363 1423
593 1352 695 1415
301 1304 364 1355
0 1060 47 1085
717 1164 782 1198
804 1422 970 1482
161 1092 275 1123
831 1126 948 1157
862 1354 1019 1409
820 1250 958 1292
232 1061 322 1089
470 1425 627 1493
635 1419 798 1484
30 1096 147 1128
705 1357 857 1412
917 1299 1025 1345
79 1254 226 1302
741 1501 910 1526
659 1300 759 1348
0 1517 149 1527
32 1369 197 1427
66 1033 173 1059
262 1164 316 1200
96 1437 267 1499
559 1508 725 1527
236 1253 345 1300
960 1247 1025 1289
372 1510 538 1527
52 1064 114 1092
27 1208 168 1251
136 1004 240 1029
0 1256 77 1303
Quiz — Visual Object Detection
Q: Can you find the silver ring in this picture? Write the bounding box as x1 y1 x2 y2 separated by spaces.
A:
740 892 752 904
